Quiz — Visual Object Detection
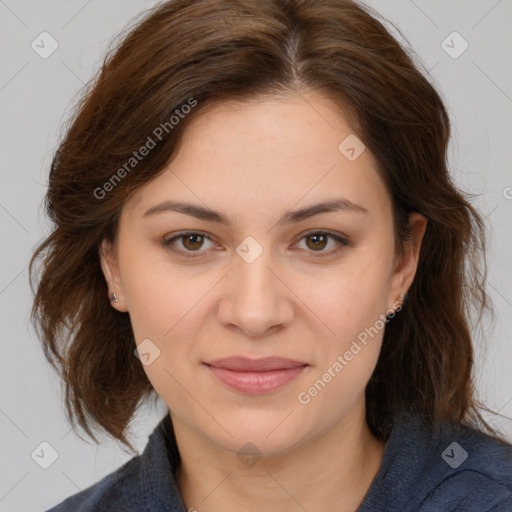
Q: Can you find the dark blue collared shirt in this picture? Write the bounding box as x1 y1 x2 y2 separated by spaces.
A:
46 410 512 511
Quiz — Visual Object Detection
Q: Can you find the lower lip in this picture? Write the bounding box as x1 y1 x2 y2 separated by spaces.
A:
204 364 308 394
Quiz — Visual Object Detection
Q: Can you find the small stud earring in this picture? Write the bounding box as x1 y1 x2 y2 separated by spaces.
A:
109 292 119 303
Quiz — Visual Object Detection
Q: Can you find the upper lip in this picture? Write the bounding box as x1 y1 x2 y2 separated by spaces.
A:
204 356 308 372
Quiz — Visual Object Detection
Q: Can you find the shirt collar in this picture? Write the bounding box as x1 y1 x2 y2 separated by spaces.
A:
138 413 186 511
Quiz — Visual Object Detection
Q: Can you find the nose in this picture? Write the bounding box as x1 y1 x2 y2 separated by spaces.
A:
217 245 294 338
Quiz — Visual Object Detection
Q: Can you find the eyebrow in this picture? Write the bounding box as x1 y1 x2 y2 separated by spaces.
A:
142 198 368 226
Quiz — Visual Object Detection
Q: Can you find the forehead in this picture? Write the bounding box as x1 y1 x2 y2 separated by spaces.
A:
125 92 392 225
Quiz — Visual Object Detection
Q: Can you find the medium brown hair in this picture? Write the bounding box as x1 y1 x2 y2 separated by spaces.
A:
30 0 506 452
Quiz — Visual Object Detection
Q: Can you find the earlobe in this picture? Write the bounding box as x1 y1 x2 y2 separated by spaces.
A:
99 239 128 312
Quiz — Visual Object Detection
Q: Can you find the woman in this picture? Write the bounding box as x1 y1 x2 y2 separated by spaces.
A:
30 0 512 510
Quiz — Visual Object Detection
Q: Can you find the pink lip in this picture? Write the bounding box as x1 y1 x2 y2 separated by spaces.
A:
203 357 308 394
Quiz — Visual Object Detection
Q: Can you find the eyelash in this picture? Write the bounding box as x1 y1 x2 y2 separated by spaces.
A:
160 230 350 258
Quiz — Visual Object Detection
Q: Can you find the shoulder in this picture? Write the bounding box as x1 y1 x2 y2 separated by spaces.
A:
360 411 512 512
45 456 142 512
44 415 185 512
417 417 512 511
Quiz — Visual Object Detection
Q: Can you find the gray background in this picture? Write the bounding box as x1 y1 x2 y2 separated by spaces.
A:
1 1 511 510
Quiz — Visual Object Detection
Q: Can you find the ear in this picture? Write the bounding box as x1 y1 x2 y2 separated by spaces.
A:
99 238 128 312
388 212 428 310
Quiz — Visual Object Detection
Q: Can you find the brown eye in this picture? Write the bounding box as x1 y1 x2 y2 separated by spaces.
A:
305 233 329 251
161 231 215 257
181 233 205 251
295 231 349 257
162 230 349 259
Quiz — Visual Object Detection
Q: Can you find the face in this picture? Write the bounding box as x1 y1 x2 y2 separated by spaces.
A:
101 91 426 457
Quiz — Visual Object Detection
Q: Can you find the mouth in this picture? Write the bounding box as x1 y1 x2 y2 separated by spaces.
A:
203 356 309 394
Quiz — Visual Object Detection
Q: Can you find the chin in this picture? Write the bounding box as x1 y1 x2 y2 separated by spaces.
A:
205 411 307 457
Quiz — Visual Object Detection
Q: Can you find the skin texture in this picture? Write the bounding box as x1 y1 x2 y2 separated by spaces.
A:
100 91 427 511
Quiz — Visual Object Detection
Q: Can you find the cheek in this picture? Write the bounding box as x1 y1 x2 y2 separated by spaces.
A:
298 271 388 415
299 256 391 407
118 246 216 397
307 259 391 345
118 241 203 340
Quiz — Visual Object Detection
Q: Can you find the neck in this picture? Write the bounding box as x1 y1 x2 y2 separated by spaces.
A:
173 401 386 512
